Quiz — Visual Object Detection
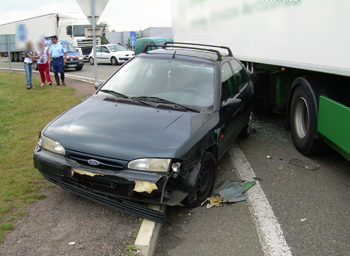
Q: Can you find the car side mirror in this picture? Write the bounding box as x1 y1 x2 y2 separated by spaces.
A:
94 82 103 90
221 98 242 109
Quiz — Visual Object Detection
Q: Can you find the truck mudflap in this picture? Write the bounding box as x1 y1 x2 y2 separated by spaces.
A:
41 172 170 224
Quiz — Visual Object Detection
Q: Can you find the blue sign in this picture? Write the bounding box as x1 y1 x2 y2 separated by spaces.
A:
130 38 136 46
130 31 136 39
16 24 27 42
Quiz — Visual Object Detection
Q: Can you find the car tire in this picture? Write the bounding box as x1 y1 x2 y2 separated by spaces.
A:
239 111 253 138
182 152 216 208
111 57 118 65
89 57 94 65
75 66 83 71
290 85 325 155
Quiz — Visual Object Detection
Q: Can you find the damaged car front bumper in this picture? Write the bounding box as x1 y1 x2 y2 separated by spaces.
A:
33 146 195 224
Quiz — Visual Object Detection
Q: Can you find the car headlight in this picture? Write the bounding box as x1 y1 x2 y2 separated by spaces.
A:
39 135 66 155
78 56 84 60
128 158 171 173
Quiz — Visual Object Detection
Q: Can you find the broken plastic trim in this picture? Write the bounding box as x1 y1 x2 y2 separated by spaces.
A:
41 172 170 224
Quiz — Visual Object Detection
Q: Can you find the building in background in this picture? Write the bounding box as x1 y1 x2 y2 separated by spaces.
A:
105 27 172 49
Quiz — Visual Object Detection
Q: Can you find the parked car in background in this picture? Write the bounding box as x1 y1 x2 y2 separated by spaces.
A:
33 39 84 71
88 44 134 65
135 37 173 55
33 42 255 223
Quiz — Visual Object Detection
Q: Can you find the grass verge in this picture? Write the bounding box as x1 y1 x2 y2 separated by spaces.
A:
0 72 80 243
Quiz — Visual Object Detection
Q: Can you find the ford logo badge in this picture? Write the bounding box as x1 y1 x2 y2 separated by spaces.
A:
87 159 99 166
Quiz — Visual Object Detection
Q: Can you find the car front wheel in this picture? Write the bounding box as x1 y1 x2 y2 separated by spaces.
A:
182 152 216 208
89 57 94 65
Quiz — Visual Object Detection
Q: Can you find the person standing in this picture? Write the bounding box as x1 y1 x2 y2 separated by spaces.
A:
48 35 67 86
24 41 39 89
36 41 52 86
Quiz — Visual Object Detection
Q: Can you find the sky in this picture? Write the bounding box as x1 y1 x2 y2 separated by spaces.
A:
0 0 172 31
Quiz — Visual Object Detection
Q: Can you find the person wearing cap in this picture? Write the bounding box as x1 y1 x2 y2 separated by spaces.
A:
48 35 67 86
23 41 39 89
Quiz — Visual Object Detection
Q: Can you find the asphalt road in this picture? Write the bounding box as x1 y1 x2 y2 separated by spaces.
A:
1 58 350 256
0 58 120 82
156 113 350 256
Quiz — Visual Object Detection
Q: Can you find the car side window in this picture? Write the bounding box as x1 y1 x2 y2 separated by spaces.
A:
96 46 101 53
229 59 249 91
221 62 238 102
102 47 109 53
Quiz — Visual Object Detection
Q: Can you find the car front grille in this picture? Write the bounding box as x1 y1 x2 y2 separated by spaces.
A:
67 150 127 171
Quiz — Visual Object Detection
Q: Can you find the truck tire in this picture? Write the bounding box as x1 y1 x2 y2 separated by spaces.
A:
290 85 324 155
13 52 18 62
11 52 15 62
18 53 24 62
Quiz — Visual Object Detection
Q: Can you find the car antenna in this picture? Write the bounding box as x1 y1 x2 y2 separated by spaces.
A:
172 51 176 58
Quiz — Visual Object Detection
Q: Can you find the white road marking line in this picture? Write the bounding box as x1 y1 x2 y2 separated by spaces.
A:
230 144 293 256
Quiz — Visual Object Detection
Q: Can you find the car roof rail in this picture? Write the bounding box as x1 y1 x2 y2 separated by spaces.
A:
142 44 223 61
164 42 233 57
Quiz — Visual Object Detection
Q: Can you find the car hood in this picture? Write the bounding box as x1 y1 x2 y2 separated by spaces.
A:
43 96 211 160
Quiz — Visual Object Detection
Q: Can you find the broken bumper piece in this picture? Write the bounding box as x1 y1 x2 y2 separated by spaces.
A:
41 171 170 224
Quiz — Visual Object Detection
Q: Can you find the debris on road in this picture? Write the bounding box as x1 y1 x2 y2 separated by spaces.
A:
68 242 76 245
288 158 321 170
267 156 273 159
253 177 264 181
203 180 256 209
301 218 307 222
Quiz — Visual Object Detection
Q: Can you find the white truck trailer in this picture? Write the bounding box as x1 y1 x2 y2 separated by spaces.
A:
0 13 99 61
172 0 350 160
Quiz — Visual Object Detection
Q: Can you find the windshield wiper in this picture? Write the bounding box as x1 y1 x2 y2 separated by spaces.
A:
100 89 130 99
133 96 200 113
100 90 152 106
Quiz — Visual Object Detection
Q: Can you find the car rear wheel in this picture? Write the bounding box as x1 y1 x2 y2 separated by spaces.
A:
89 57 94 65
182 152 216 208
111 57 118 65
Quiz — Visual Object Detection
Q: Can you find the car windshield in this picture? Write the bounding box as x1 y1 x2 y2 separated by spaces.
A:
108 45 127 52
100 57 215 109
63 43 77 53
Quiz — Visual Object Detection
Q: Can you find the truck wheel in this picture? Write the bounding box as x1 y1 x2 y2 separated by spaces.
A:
182 152 216 208
18 53 24 62
11 52 15 62
290 85 324 155
111 57 118 65
239 111 253 138
89 57 94 65
13 52 18 62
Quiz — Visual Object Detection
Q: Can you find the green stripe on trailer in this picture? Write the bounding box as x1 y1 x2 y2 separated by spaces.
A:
318 96 350 161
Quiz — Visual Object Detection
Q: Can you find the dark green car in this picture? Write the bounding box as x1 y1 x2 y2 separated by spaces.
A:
33 43 254 223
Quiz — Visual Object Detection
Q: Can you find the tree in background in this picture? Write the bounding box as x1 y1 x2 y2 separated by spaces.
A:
98 21 110 44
